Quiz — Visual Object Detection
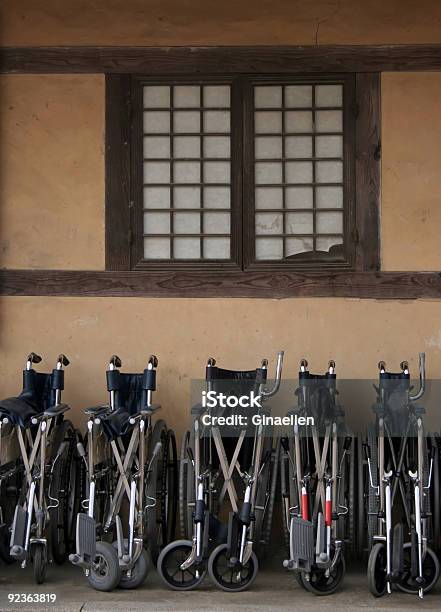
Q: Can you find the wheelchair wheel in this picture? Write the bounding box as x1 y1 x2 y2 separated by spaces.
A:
157 539 206 591
179 430 194 539
32 544 47 585
367 426 379 550
146 421 177 563
261 439 280 554
208 543 259 592
356 435 366 559
299 555 345 596
367 542 387 597
397 544 440 594
430 433 440 550
119 549 150 589
253 438 278 559
0 467 21 564
50 421 80 564
86 541 121 592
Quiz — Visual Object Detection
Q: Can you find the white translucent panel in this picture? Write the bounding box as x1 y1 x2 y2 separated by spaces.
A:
203 212 231 234
173 237 200 259
173 111 200 133
144 237 170 259
315 110 343 132
316 211 343 234
173 136 200 158
285 111 313 133
174 161 200 183
203 111 230 133
204 136 230 158
173 186 201 208
255 187 283 209
315 135 343 158
316 186 343 209
143 86 170 108
254 86 282 108
316 236 343 252
143 162 170 184
203 85 230 108
204 187 230 208
285 161 313 183
255 162 282 185
255 238 283 260
143 111 170 133
143 212 170 234
286 187 313 209
173 85 200 107
173 212 200 233
286 237 314 256
255 136 282 159
143 136 170 159
143 187 170 209
315 84 343 107
285 85 312 108
285 136 312 158
255 112 282 134
255 212 283 235
203 237 230 259
286 212 313 235
204 162 230 183
316 161 343 183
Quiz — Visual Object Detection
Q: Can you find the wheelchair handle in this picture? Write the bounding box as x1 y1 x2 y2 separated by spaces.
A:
57 354 70 368
300 358 308 372
261 351 284 398
409 352 425 402
148 354 158 369
109 355 122 369
328 360 336 373
26 352 42 369
207 357 216 367
378 360 386 372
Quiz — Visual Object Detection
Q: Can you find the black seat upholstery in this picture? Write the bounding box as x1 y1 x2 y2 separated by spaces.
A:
0 397 38 427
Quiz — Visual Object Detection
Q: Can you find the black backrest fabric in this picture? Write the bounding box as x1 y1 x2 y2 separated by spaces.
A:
205 366 267 398
297 370 337 424
106 370 156 415
20 368 63 412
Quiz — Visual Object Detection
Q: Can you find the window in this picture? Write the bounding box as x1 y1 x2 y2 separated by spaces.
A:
126 74 356 272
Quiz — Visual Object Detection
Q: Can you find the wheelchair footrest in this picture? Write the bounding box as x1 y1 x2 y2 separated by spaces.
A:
70 513 96 568
10 505 26 559
289 516 314 573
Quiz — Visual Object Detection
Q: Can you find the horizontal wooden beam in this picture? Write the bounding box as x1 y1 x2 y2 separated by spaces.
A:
2 45 441 74
1 269 441 299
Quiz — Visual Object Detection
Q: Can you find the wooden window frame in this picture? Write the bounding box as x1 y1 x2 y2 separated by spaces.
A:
106 71 379 279
5 44 441 298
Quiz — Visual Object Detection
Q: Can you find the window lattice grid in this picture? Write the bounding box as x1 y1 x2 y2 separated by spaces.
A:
253 83 345 261
142 84 232 260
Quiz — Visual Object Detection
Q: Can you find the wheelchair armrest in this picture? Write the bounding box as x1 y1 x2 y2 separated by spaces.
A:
145 403 161 414
84 404 110 416
44 402 70 418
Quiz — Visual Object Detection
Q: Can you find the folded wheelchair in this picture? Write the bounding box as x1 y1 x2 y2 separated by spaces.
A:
0 352 81 583
361 353 440 598
157 352 283 592
280 359 354 595
70 355 177 591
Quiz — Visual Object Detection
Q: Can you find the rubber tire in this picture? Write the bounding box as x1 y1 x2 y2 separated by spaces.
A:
33 544 47 585
261 439 280 557
396 544 440 594
119 549 150 589
367 426 379 551
86 541 122 592
356 435 366 559
179 431 193 539
208 543 259 592
367 542 387 597
299 555 345 596
157 539 206 591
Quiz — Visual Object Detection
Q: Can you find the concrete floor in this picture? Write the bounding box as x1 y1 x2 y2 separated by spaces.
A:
0 560 440 612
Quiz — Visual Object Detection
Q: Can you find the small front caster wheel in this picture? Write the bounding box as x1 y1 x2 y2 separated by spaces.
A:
157 539 206 591
367 542 387 597
118 546 150 589
32 544 47 585
208 543 259 592
397 544 440 595
86 541 121 592
300 555 345 596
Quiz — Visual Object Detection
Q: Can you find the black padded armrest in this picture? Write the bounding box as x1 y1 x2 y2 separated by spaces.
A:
44 402 70 417
84 404 110 416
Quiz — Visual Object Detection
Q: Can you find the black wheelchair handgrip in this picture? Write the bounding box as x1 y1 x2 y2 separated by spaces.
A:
27 352 42 364
106 369 120 391
51 369 65 391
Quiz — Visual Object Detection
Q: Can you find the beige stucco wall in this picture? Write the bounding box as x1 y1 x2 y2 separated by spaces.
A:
1 0 441 46
0 75 104 269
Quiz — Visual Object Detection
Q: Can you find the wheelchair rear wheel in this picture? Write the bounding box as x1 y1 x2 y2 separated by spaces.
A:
208 543 259 592
396 544 440 594
157 539 206 591
179 430 194 539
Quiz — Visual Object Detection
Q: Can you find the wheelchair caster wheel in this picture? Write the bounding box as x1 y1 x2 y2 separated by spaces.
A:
157 539 206 591
113 541 150 589
396 544 440 595
367 543 387 597
208 543 258 592
32 544 47 585
86 541 121 592
300 556 345 596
